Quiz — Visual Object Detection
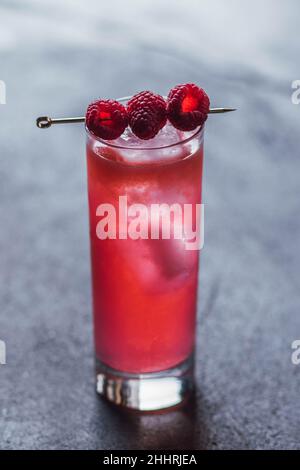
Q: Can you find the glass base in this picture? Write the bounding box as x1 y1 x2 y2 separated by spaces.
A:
96 356 194 411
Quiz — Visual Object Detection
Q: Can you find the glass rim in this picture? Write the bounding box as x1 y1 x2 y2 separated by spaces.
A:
85 96 205 151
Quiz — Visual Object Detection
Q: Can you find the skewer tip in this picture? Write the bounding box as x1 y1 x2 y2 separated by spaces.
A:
209 107 237 114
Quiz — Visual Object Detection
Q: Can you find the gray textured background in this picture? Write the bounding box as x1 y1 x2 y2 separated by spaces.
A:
0 0 300 450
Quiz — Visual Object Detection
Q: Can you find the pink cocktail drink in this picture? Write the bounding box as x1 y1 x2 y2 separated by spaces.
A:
86 114 204 410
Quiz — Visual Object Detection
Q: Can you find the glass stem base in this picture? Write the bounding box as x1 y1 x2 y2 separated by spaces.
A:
96 356 194 411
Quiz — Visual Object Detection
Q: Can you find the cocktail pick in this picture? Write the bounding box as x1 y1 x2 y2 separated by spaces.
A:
36 108 236 129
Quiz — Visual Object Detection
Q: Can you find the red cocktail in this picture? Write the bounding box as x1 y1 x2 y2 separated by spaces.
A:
86 100 204 410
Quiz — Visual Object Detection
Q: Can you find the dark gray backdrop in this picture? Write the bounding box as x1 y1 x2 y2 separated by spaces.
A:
0 0 300 450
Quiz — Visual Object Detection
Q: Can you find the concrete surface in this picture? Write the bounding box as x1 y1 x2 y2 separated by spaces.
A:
0 0 300 450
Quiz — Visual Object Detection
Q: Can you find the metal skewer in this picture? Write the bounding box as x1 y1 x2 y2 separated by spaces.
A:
208 108 236 114
36 108 236 129
36 116 85 129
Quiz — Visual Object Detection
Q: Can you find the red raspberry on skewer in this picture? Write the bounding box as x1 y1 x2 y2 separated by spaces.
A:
86 99 128 140
167 83 210 131
127 91 167 140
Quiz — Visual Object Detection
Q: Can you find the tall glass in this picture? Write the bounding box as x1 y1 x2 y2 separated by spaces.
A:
86 98 204 410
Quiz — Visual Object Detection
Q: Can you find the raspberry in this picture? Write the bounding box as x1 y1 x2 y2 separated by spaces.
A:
167 83 210 131
86 99 128 140
127 91 167 140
